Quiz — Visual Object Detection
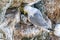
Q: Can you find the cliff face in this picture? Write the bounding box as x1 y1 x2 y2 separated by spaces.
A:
0 0 60 40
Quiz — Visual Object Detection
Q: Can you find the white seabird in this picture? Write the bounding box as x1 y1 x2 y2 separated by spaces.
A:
24 5 52 30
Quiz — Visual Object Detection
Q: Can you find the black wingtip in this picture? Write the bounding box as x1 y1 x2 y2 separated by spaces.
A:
48 28 54 31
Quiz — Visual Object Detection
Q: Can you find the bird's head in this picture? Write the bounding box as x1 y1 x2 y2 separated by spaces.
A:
20 2 29 15
24 11 28 15
24 5 34 14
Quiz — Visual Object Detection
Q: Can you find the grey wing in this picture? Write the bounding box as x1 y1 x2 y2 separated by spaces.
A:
30 12 48 28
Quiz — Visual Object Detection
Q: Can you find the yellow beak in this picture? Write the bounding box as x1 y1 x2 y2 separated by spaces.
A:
24 10 28 15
